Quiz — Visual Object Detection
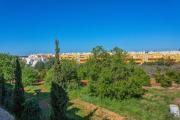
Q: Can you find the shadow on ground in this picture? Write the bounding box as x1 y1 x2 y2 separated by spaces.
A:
3 83 97 120
67 101 98 120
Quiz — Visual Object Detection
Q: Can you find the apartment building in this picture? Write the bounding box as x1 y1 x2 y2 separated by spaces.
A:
23 51 180 66
60 51 180 64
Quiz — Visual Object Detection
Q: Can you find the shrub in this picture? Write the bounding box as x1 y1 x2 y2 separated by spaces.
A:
22 66 38 86
0 54 15 83
155 68 161 83
132 67 151 86
84 46 149 100
61 59 80 90
160 75 172 87
44 68 54 85
34 61 45 71
21 98 42 120
38 69 47 81
166 70 180 84
174 72 180 84
113 76 145 99
44 59 80 89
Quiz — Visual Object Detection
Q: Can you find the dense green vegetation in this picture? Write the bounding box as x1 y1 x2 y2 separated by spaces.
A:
22 66 39 86
21 98 42 120
154 67 180 87
143 58 176 66
0 54 15 83
12 58 25 119
0 44 180 120
69 87 180 120
78 46 150 100
50 40 68 120
0 72 5 105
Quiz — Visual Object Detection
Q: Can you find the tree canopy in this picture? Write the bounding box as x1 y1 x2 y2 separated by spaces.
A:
78 46 150 100
22 66 39 86
0 54 15 82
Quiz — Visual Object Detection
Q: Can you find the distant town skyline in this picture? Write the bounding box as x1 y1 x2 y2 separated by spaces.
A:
0 0 180 55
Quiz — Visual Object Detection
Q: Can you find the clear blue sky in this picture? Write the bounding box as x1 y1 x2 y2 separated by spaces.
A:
0 0 180 55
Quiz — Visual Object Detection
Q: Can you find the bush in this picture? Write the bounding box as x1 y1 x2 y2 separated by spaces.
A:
44 68 54 85
96 67 146 100
174 72 180 84
34 61 45 71
61 59 80 89
160 75 172 87
38 69 47 81
0 54 15 83
155 68 162 83
21 98 42 120
83 46 150 100
22 66 39 86
132 67 151 86
113 77 145 99
166 70 180 84
155 69 176 87
44 59 80 89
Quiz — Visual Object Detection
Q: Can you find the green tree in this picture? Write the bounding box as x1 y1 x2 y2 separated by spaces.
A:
86 46 111 95
61 59 80 89
85 46 149 100
155 69 173 87
34 61 45 71
38 69 47 81
45 59 80 89
132 67 151 86
44 68 53 85
22 66 38 86
0 54 15 83
155 68 162 83
160 74 172 87
166 70 180 84
12 57 25 119
21 98 42 120
0 72 5 105
92 45 106 57
50 40 68 120
174 72 180 84
45 58 55 69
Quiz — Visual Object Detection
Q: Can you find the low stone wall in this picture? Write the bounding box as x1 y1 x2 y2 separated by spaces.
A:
0 107 14 120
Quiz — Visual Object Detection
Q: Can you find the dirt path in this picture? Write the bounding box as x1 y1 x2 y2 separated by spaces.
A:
71 99 125 120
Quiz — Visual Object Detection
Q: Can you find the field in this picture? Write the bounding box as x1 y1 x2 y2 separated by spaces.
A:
24 82 180 120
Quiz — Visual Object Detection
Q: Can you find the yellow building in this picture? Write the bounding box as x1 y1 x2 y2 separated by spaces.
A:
126 51 180 64
60 53 91 63
45 51 180 64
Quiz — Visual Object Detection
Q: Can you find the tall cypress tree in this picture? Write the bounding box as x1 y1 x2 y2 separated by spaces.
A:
0 72 5 105
12 57 25 119
50 39 68 120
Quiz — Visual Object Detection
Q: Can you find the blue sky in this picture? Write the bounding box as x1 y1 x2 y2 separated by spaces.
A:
0 0 180 55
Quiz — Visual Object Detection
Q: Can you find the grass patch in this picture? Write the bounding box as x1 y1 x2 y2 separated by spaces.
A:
69 87 180 120
24 83 180 120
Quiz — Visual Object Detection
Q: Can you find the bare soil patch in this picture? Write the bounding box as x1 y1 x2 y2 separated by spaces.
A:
71 99 125 120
